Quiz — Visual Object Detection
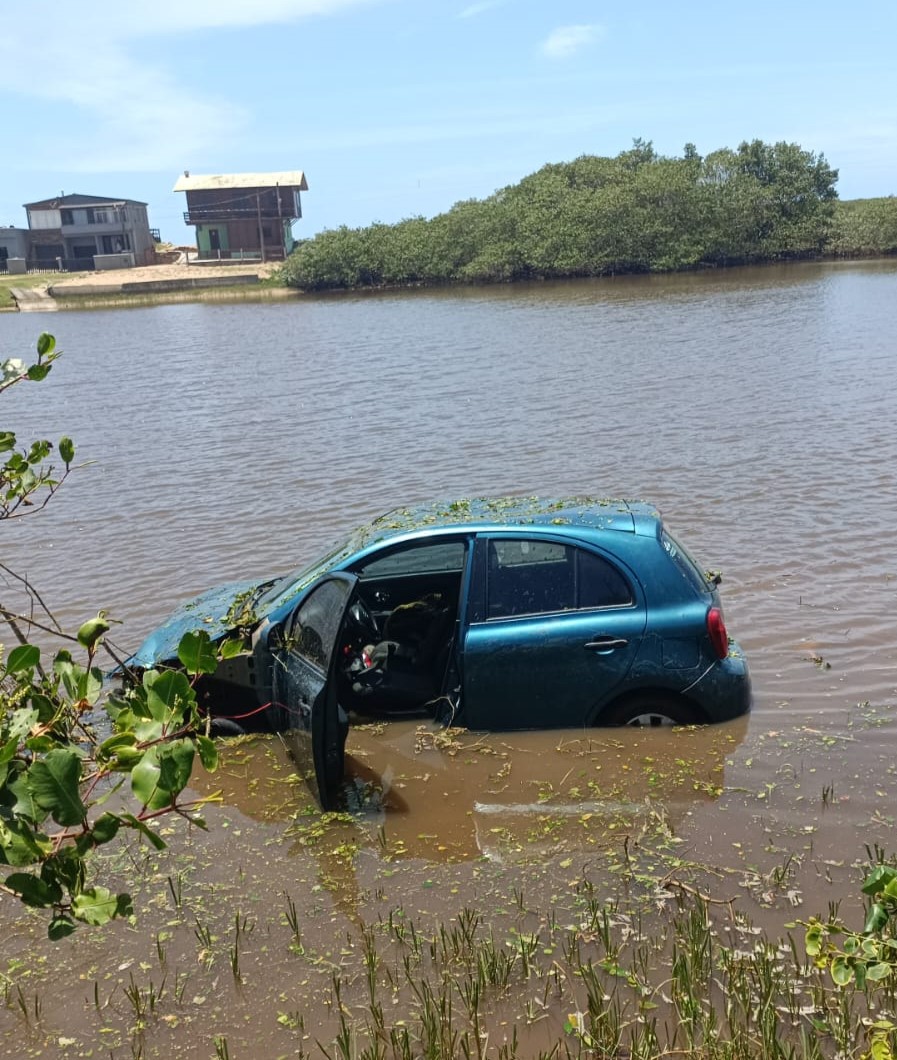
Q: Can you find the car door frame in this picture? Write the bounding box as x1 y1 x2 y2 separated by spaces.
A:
271 571 358 809
460 531 647 729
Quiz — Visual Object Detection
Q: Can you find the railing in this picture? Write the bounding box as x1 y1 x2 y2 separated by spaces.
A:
191 247 286 263
183 207 294 224
25 258 96 273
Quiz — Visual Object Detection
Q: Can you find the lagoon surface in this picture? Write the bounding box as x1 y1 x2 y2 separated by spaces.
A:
1 261 896 1056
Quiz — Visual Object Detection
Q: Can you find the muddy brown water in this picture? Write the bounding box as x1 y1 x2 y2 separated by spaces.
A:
1 260 896 1056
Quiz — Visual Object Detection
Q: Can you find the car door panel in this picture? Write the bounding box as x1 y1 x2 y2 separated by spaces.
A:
461 534 647 729
272 573 357 809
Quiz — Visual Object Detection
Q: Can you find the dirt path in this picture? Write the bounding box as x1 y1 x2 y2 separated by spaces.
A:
49 260 278 291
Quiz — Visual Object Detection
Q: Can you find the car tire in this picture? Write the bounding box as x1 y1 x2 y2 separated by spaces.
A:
602 694 702 728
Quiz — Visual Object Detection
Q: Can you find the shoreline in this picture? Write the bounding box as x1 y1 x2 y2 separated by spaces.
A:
2 250 895 312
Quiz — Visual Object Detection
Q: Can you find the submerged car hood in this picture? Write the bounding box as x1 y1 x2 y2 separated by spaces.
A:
128 577 271 669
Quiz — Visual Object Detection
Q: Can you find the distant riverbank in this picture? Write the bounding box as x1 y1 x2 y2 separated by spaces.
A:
279 141 897 293
0 260 296 312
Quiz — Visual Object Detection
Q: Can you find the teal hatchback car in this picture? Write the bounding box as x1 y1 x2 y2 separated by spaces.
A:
130 496 750 807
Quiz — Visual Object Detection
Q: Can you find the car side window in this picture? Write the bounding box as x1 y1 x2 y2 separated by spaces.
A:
487 540 631 618
577 549 632 608
354 541 466 578
287 578 353 670
487 539 573 617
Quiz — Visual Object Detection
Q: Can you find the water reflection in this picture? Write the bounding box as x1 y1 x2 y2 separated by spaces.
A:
192 717 747 864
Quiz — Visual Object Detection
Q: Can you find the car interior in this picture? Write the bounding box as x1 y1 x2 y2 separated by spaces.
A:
337 541 466 717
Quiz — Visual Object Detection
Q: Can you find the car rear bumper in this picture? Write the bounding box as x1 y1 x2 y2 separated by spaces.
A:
691 640 752 722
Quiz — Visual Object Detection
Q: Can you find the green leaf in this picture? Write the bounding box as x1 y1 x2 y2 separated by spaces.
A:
178 630 218 676
6 706 38 744
831 955 854 986
36 333 55 357
48 915 77 941
131 740 194 811
44 848 85 894
218 638 244 660
90 813 122 845
863 866 897 896
145 669 194 722
72 886 132 926
4 871 58 908
30 693 57 723
157 740 195 797
27 748 87 826
865 903 890 935
196 735 218 772
24 735 55 754
58 436 75 465
119 813 167 851
26 364 51 382
131 747 167 810
0 814 51 865
5 644 40 673
0 431 16 452
866 962 893 982
805 924 822 957
97 732 138 763
0 734 19 765
5 766 49 824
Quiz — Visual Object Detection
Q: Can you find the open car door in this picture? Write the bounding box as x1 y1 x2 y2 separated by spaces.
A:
271 573 357 810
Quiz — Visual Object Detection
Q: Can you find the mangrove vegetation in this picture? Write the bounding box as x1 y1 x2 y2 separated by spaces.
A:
280 139 897 291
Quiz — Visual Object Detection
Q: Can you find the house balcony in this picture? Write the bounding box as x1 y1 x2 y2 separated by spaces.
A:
62 221 132 237
183 206 295 225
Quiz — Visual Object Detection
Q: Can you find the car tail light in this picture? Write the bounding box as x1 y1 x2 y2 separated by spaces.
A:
707 606 729 660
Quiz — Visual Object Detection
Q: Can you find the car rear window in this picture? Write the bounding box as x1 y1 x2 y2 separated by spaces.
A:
661 529 712 594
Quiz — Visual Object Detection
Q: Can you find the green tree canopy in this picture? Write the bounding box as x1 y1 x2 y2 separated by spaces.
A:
281 139 842 291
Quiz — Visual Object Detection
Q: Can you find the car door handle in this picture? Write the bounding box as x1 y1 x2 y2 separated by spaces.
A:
584 636 629 652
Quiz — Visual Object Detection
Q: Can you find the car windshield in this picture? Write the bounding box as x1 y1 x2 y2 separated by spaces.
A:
254 533 357 612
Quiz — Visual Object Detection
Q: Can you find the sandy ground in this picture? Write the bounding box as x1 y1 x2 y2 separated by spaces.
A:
49 259 280 289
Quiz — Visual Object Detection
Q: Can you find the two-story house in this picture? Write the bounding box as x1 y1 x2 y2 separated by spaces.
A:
173 171 308 261
22 194 155 269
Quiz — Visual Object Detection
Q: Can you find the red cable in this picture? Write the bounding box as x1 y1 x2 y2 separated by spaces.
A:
199 700 309 723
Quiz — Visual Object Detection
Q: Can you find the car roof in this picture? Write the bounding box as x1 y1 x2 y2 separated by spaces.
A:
351 496 663 550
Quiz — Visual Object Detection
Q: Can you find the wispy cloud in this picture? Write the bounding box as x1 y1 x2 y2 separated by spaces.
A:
541 24 604 60
0 0 381 172
458 0 505 18
41 0 382 37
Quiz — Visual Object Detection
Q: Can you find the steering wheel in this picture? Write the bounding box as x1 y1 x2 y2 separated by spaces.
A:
347 597 380 644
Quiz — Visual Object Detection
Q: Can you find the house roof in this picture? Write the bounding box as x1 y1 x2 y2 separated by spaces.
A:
23 193 148 209
172 171 308 193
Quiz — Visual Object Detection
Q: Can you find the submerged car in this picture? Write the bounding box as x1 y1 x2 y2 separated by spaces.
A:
128 496 751 807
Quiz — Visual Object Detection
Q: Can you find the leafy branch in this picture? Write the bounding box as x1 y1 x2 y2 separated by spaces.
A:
0 335 223 938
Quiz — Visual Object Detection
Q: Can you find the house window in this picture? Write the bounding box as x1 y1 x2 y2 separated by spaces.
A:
102 234 131 253
88 209 110 224
61 210 74 226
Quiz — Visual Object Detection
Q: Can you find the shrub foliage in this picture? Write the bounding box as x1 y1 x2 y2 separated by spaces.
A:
281 139 847 290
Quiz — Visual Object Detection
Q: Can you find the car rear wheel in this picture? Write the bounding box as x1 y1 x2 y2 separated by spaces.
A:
602 694 702 728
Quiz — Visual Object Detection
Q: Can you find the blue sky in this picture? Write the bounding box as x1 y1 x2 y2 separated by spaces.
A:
2 0 895 244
